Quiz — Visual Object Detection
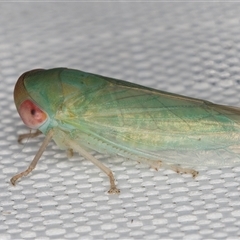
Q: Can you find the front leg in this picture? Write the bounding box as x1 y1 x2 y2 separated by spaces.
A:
11 130 54 185
18 129 42 143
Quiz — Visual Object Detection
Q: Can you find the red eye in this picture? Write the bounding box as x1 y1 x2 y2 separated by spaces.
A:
19 100 47 129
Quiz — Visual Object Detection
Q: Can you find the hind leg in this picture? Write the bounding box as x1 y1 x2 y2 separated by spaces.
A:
163 163 199 178
137 157 198 178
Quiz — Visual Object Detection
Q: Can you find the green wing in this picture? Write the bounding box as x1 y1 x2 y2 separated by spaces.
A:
55 71 240 166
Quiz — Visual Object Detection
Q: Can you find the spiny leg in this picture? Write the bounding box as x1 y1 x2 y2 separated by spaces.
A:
64 138 120 194
137 158 162 171
159 162 198 178
18 129 42 144
136 157 198 178
171 165 198 178
11 130 54 185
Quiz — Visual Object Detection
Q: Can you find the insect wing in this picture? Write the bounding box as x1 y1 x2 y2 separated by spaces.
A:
55 73 240 167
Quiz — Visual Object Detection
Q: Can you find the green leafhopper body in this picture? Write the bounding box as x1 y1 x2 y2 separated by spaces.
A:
12 68 240 193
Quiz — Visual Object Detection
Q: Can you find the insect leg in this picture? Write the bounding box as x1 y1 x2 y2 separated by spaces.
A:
135 157 198 178
11 129 54 185
18 129 42 143
132 156 162 170
159 162 198 178
65 138 120 194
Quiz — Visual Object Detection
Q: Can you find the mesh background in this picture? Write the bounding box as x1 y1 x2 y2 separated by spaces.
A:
1 2 240 239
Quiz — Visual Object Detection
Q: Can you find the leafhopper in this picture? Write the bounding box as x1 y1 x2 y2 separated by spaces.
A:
11 68 240 193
